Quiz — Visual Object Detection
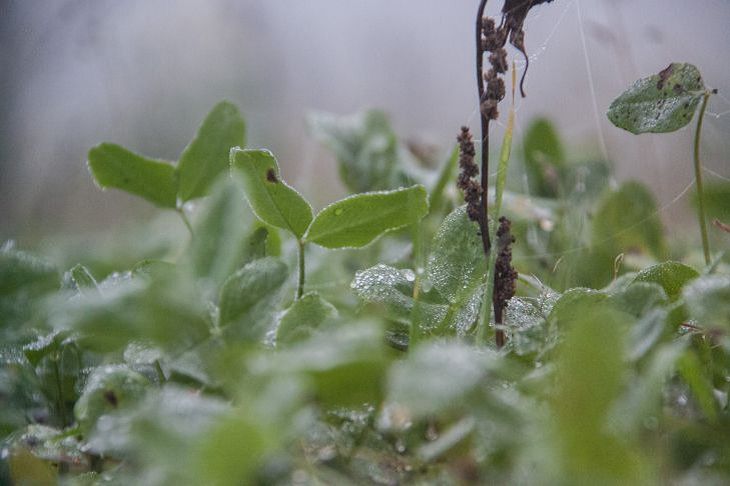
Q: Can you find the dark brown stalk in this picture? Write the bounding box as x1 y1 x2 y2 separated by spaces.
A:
476 0 492 256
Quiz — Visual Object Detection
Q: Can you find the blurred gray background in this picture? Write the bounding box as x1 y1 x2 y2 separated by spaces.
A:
1 0 729 240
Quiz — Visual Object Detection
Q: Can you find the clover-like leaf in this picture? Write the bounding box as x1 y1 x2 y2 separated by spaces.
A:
177 101 246 201
276 292 337 345
607 63 705 134
230 148 313 239
88 143 178 208
305 185 428 249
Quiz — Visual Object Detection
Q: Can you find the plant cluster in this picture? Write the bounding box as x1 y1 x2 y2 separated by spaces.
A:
1 2 730 485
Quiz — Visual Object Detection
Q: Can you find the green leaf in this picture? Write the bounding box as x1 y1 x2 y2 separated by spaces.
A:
74 365 150 432
607 63 705 134
386 342 495 420
683 275 730 331
351 264 447 330
218 258 289 339
308 110 410 192
427 206 485 303
276 292 337 345
677 351 719 422
251 322 387 407
632 261 699 301
87 143 178 208
230 148 313 238
66 264 98 294
523 118 565 198
305 185 428 249
183 178 264 286
592 181 666 259
177 101 246 201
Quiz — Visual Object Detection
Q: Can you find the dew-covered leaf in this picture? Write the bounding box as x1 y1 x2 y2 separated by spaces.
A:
276 292 337 345
683 275 730 331
177 101 246 201
608 282 668 318
632 261 699 301
308 110 410 192
230 148 313 238
87 143 178 208
218 257 288 340
592 181 666 259
305 185 428 249
427 205 485 303
351 264 447 329
607 63 705 134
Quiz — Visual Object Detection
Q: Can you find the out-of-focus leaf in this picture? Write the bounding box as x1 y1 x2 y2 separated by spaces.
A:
308 110 409 192
607 63 705 134
249 322 387 407
592 181 666 259
632 261 699 301
51 270 210 352
608 282 668 318
0 247 58 340
523 118 565 198
87 143 178 208
695 182 730 223
183 178 263 286
74 365 150 433
428 206 485 303
677 351 719 422
385 341 496 421
305 185 428 249
64 264 98 295
276 292 337 345
683 275 730 331
552 302 644 482
190 410 276 486
230 148 313 238
428 146 459 213
177 101 246 201
218 257 288 340
548 288 608 326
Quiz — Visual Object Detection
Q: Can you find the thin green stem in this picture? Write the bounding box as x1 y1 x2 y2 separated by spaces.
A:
178 208 195 238
409 222 425 349
154 360 166 384
296 239 306 300
694 91 712 266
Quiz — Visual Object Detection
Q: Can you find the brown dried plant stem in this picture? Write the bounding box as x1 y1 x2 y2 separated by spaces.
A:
475 0 492 256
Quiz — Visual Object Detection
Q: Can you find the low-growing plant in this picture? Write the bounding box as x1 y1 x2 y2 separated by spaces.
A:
1 1 729 485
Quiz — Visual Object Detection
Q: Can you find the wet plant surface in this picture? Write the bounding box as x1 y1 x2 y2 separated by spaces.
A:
2 2 730 485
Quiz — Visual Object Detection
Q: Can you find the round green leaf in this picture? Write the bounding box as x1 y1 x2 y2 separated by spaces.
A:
607 63 705 134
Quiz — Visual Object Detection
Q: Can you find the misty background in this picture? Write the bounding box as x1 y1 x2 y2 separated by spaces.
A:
1 0 729 241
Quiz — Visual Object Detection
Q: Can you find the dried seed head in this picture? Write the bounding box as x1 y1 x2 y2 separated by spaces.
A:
456 127 483 223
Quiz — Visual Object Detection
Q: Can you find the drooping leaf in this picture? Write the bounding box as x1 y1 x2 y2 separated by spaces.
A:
592 181 666 259
177 101 246 201
276 292 337 345
683 275 730 331
218 257 289 340
427 206 485 303
230 148 313 239
523 118 565 198
632 261 699 301
87 143 178 208
607 63 705 134
305 185 428 249
308 110 410 192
